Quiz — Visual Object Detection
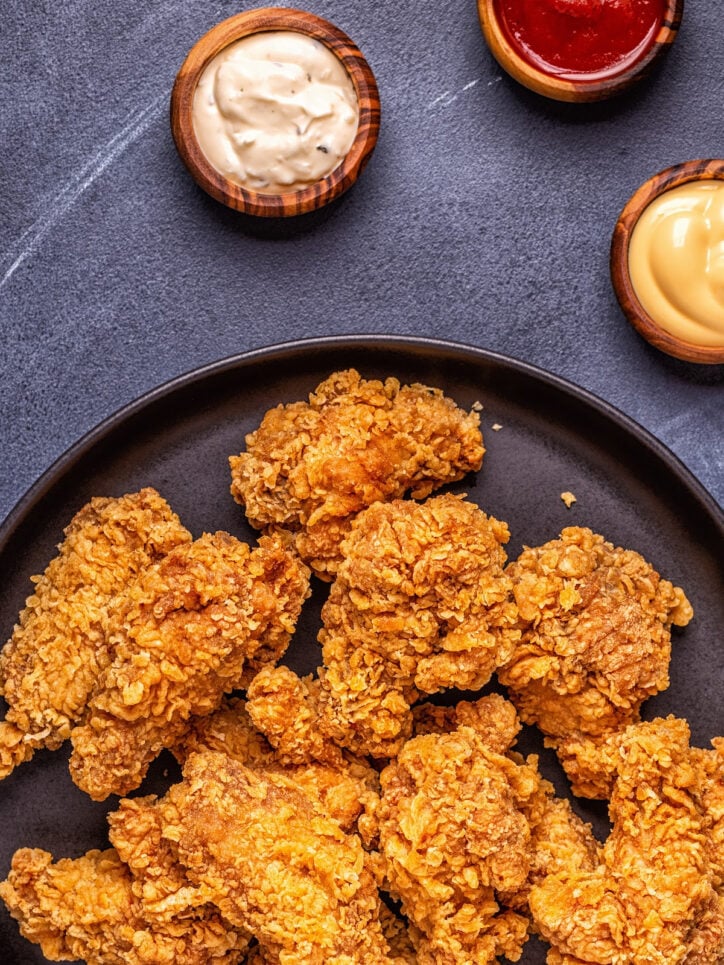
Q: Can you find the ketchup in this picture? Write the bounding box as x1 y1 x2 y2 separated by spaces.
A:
495 0 667 81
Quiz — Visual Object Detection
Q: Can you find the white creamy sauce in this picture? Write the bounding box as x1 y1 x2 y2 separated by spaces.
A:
192 30 359 194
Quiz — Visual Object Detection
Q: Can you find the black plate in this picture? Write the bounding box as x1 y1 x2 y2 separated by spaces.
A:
1 336 722 964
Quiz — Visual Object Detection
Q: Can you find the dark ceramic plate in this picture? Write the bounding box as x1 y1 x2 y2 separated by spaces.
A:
1 336 722 964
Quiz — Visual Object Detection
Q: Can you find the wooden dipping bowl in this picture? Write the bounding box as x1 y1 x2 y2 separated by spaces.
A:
171 8 380 217
477 0 684 103
611 159 724 365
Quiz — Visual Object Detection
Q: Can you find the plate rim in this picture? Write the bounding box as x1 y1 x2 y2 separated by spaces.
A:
2 334 722 547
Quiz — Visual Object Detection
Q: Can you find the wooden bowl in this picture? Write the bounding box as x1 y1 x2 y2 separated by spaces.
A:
477 0 684 103
171 8 380 217
610 159 724 365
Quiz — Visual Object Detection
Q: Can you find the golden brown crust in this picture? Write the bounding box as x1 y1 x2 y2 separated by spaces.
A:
529 717 724 964
68 533 310 800
174 693 380 839
0 847 247 964
0 489 191 779
229 370 484 579
412 692 521 754
499 526 693 797
246 665 344 767
377 720 535 964
317 494 519 758
159 751 394 964
690 737 724 894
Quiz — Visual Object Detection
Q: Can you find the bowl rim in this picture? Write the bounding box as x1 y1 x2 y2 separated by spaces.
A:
170 6 381 217
476 0 684 103
610 158 724 365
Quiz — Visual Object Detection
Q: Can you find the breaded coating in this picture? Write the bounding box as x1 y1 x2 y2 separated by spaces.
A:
691 738 724 894
69 533 310 800
229 370 484 579
0 489 190 779
317 494 519 758
158 751 395 964
246 664 345 767
377 722 535 964
379 903 418 964
498 527 693 798
107 794 252 955
174 693 380 839
412 692 522 755
529 717 724 964
0 847 246 964
521 795 601 903
412 697 602 914
174 696 278 770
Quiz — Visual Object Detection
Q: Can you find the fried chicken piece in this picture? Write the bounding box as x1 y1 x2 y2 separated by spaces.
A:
498 527 693 798
315 494 518 758
174 696 278 769
529 717 724 965
69 533 310 800
175 692 380 839
0 846 247 964
520 795 601 905
107 794 254 955
377 721 535 964
246 664 345 767
0 489 191 780
691 738 724 894
412 692 522 754
158 750 395 964
229 370 484 579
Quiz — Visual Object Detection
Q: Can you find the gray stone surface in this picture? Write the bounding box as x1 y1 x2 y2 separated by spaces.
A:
1 0 722 524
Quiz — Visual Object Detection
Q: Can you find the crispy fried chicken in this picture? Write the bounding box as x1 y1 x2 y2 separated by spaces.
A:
174 692 379 839
376 717 537 964
498 527 693 798
0 489 190 780
69 532 309 800
0 846 247 964
529 717 724 964
229 370 484 579
158 750 395 964
317 494 519 758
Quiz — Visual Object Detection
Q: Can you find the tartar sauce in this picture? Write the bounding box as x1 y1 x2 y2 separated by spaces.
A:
192 31 359 194
628 181 724 348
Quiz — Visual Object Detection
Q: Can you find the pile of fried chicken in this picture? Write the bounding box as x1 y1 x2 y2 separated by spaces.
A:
0 370 721 965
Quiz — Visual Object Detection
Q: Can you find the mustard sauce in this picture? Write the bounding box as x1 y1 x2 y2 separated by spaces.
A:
192 31 359 194
628 181 724 348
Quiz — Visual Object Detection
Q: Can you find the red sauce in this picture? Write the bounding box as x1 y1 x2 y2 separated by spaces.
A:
495 0 667 81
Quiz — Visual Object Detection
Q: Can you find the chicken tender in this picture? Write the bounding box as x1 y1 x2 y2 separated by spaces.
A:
377 721 536 964
175 692 379 839
229 370 484 579
529 717 724 964
0 846 246 964
0 488 191 780
498 527 693 797
158 750 395 964
317 494 519 757
245 664 345 768
69 532 310 800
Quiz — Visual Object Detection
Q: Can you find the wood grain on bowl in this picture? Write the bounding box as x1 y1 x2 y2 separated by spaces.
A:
171 7 380 217
477 0 684 103
610 158 724 365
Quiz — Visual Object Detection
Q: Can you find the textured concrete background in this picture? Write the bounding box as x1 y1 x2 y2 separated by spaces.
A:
1 0 722 522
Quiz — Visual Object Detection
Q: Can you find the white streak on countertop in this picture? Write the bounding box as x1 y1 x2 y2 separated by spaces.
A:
427 75 498 110
0 93 167 293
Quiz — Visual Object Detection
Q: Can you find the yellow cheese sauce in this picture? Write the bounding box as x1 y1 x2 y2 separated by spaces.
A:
628 180 724 348
192 31 359 194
